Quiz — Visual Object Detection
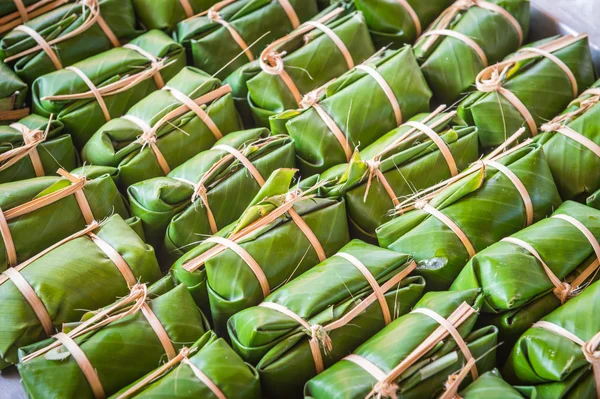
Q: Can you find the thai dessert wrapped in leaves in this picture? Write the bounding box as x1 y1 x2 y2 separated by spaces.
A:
0 0 71 36
0 214 162 368
0 62 28 123
459 34 597 148
448 370 526 399
82 67 242 191
128 129 295 263
413 0 530 104
376 138 562 291
0 114 78 183
171 168 350 334
1 0 144 83
226 6 375 127
354 0 455 49
132 0 219 32
304 289 498 399
111 331 261 399
228 239 425 398
18 283 209 399
452 201 600 347
535 79 600 200
32 29 186 149
271 46 432 176
175 0 319 79
504 278 600 398
319 107 479 242
0 167 128 272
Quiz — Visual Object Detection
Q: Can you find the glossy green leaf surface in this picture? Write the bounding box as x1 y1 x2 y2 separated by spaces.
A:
0 62 27 115
132 0 219 32
587 187 600 209
458 370 525 398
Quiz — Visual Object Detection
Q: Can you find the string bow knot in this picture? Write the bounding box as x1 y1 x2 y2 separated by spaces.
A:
262 50 287 75
373 380 399 399
309 324 333 354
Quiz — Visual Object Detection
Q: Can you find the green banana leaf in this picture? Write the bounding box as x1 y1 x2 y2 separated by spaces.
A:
0 62 27 123
1 0 144 84
354 0 455 49
171 168 350 334
0 166 129 272
533 79 600 200
82 66 242 191
319 111 479 242
503 279 600 398
270 46 432 176
451 201 600 354
17 283 209 399
459 34 597 148
588 188 600 209
0 214 162 369
304 289 499 399
225 7 375 127
0 114 78 183
175 0 319 80
127 129 296 265
228 239 425 398
132 0 219 32
413 0 530 105
32 29 186 149
111 331 262 399
458 370 525 398
376 142 562 291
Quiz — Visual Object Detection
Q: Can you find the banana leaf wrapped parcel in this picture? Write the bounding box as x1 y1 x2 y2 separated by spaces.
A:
0 62 28 123
319 108 479 241
503 279 600 399
1 0 144 84
451 201 600 348
376 139 562 291
353 0 455 49
228 239 425 398
451 370 526 399
175 0 319 80
82 67 242 190
0 0 71 36
132 0 219 32
304 289 498 399
0 114 78 183
271 46 432 175
0 214 162 368
18 283 209 399
0 167 128 271
111 331 261 399
128 129 295 262
413 0 529 104
226 7 375 127
459 34 597 148
534 79 600 200
32 29 186 149
171 168 350 334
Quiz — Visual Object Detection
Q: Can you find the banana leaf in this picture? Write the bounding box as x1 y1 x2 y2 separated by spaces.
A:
228 239 425 398
457 370 525 398
451 200 600 352
270 46 432 176
304 289 498 399
533 79 600 201
588 188 600 210
32 29 186 149
0 114 78 183
110 331 261 399
458 34 597 148
17 283 209 399
225 7 375 127
171 168 350 334
319 109 479 242
127 129 295 264
1 0 144 84
503 279 600 399
354 0 455 49
0 214 162 369
132 0 219 32
0 62 28 123
81 67 242 191
376 141 562 291
175 0 319 80
413 0 529 105
0 166 129 272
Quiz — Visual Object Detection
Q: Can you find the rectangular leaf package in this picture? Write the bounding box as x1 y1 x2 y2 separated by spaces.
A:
132 0 219 32
0 0 70 35
0 62 28 123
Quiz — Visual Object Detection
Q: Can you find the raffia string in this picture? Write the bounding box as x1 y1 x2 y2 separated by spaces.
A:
0 0 70 34
395 0 421 36
260 259 417 374
476 34 586 136
66 66 111 122
439 357 477 399
422 29 488 66
163 86 223 140
1 118 53 177
123 43 165 88
533 321 600 399
0 108 30 122
178 0 194 17
356 65 401 125
141 303 177 360
207 0 254 62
